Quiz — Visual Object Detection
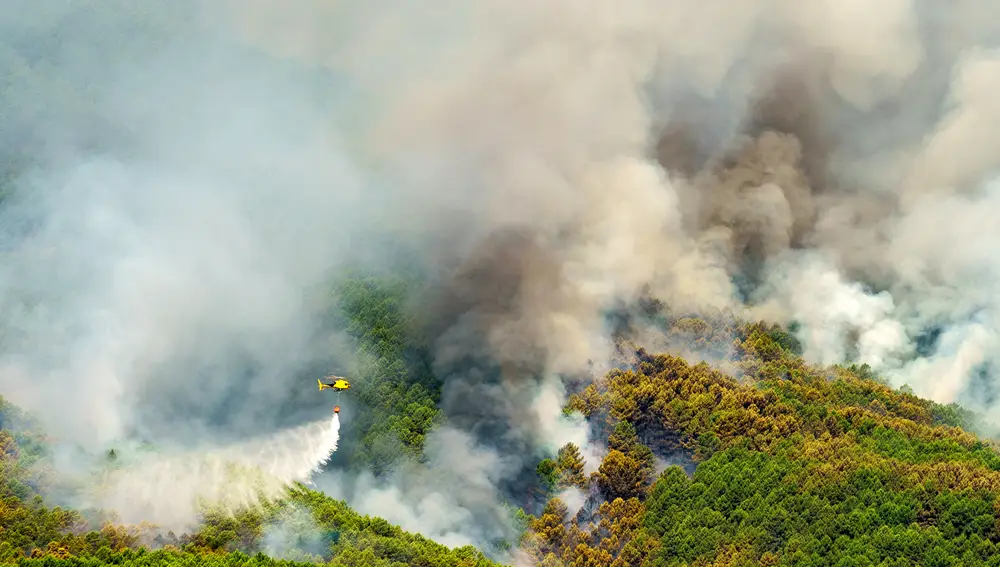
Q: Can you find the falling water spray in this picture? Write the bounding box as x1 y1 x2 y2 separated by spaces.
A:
87 413 341 532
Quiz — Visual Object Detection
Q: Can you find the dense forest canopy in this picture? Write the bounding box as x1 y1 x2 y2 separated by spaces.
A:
3 276 1000 566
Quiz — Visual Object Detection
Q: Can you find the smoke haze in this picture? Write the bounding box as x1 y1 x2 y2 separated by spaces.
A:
5 0 1000 559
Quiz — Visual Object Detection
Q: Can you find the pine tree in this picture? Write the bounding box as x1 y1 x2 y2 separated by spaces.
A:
556 443 587 489
608 421 654 471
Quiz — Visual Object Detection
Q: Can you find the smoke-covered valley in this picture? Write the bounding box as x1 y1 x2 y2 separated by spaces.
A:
4 0 1000 560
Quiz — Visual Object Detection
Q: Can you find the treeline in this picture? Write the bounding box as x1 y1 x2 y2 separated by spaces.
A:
516 315 1000 566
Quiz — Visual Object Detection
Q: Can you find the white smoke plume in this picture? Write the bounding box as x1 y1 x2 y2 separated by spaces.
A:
260 503 330 563
312 425 519 549
0 0 380 454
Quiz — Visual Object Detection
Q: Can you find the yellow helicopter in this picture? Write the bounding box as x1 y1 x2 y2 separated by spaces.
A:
318 375 350 413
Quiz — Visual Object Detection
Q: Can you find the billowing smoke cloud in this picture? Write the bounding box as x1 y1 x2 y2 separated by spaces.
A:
223 0 1000 540
316 425 524 549
8 0 1000 560
0 1 379 448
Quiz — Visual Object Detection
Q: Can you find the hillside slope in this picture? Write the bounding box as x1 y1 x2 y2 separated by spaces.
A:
0 396 499 566
518 314 1000 566
4 285 1000 567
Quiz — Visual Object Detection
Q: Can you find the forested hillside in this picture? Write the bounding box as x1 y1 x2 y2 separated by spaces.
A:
0 275 491 566
519 312 1000 566
3 276 1000 566
0 394 499 566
